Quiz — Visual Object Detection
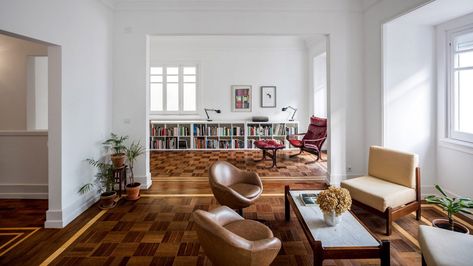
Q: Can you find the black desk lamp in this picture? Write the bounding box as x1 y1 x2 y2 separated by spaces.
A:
282 106 297 121
204 108 221 121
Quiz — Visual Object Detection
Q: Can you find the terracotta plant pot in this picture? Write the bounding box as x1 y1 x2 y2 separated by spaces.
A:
126 182 141 201
432 218 470 234
111 153 126 167
100 191 117 209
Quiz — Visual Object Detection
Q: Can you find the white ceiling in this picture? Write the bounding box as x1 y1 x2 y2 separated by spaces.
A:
387 0 473 26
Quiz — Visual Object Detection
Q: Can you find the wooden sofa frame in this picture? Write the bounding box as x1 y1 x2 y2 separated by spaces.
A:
350 167 421 236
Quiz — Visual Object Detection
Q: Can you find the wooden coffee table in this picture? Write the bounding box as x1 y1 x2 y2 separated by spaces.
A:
284 186 390 266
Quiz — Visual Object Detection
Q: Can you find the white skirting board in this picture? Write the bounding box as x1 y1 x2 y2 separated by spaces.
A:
0 183 48 199
45 193 100 228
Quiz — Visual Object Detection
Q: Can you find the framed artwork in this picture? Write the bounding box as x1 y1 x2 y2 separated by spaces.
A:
261 86 276 108
231 85 252 112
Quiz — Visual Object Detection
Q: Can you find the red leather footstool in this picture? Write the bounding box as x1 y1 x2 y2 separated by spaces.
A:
254 139 285 168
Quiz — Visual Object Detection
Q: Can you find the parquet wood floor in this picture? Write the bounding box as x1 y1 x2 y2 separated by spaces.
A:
150 150 328 178
2 191 471 266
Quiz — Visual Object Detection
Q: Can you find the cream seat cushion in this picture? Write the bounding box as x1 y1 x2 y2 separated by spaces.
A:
341 176 416 212
419 225 473 266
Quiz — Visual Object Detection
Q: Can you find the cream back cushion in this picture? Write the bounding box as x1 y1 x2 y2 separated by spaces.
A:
368 146 418 188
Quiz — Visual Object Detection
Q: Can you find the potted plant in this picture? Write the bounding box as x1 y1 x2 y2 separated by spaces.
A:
125 141 145 200
79 158 117 209
425 184 473 234
316 186 352 226
103 133 128 168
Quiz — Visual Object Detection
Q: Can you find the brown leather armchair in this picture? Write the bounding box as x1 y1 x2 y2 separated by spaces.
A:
193 206 281 266
209 161 263 214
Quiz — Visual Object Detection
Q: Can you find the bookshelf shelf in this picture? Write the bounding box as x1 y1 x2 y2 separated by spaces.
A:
150 120 299 150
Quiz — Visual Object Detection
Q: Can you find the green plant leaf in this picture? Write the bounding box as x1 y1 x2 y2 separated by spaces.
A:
435 184 448 197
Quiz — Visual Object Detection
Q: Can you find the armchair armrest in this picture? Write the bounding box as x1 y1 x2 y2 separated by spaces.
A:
212 206 244 226
251 237 282 252
286 133 306 140
302 136 327 144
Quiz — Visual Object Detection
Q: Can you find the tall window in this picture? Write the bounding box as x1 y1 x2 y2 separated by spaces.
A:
150 65 198 114
448 28 473 143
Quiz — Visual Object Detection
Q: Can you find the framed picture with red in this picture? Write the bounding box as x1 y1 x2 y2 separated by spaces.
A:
231 85 252 112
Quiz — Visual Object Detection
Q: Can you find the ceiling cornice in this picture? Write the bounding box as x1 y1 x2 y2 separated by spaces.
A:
110 0 367 13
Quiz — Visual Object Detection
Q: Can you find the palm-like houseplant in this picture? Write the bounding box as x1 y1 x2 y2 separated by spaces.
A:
426 184 473 233
78 158 117 209
124 141 145 200
103 133 128 167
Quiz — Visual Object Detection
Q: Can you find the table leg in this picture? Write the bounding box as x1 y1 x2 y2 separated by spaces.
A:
312 241 324 266
270 149 277 168
254 149 267 162
380 240 390 266
285 185 290 221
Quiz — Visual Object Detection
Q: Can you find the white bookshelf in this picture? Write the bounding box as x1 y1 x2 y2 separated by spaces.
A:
150 120 299 150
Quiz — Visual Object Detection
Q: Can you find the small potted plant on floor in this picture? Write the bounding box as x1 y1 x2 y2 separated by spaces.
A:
316 186 352 226
125 141 145 200
79 158 117 209
103 133 128 168
425 184 473 234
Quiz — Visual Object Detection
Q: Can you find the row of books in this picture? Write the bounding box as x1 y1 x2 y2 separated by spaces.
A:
150 138 177 149
247 125 272 136
151 126 190 136
193 125 245 136
192 138 245 149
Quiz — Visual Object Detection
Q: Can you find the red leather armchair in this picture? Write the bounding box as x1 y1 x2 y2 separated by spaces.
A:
287 116 327 163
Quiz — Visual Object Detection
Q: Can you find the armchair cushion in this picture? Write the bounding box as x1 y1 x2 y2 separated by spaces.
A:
288 139 303 148
368 146 418 189
419 225 473 266
341 176 416 212
229 183 262 199
224 219 274 241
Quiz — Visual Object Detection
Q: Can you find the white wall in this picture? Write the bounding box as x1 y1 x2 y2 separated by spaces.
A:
363 0 432 172
27 56 48 130
113 0 366 186
312 53 327 119
0 131 48 199
0 0 114 228
0 34 47 130
149 36 310 127
383 21 436 195
436 12 473 201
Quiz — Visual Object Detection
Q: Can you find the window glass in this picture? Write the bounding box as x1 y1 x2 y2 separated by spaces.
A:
183 83 196 111
166 83 179 111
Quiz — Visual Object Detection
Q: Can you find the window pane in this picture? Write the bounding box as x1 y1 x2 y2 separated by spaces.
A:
457 69 473 133
150 83 163 111
455 51 473 68
167 75 179 83
183 83 196 111
166 83 179 111
166 67 179 75
183 67 196 75
455 31 473 52
150 75 163 83
150 67 162 75
183 75 196 83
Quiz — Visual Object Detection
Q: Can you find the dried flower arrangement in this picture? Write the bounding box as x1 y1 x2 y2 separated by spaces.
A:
316 186 352 216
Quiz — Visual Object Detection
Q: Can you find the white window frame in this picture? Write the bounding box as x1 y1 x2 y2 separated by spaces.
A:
447 26 473 143
149 64 200 115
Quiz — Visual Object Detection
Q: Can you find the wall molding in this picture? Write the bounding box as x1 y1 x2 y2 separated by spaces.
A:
45 194 99 228
0 184 48 199
137 173 152 189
